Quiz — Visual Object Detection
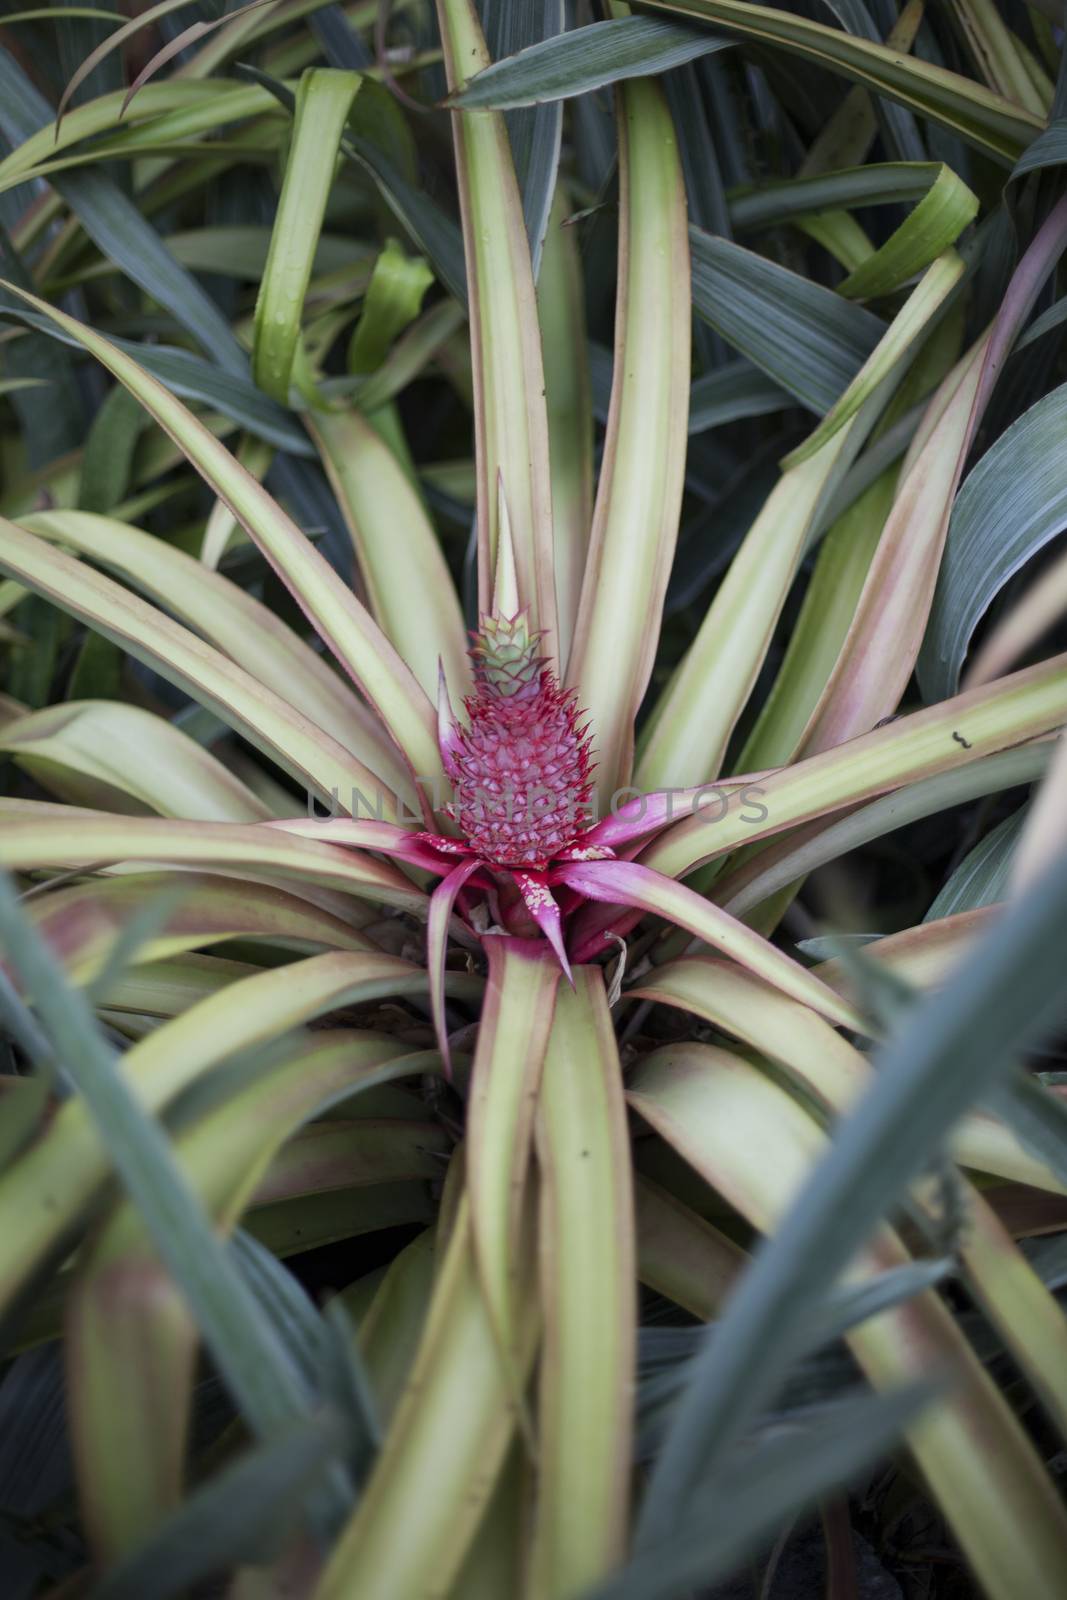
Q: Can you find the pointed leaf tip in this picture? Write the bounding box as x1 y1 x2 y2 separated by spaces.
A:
427 857 481 1077
437 660 463 780
513 870 573 982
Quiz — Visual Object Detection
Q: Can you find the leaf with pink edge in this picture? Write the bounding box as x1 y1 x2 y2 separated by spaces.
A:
265 818 459 877
582 777 775 852
513 870 572 981
414 832 475 859
428 858 482 1075
556 859 862 1030
0 814 426 910
467 936 560 1395
0 281 442 786
437 662 464 782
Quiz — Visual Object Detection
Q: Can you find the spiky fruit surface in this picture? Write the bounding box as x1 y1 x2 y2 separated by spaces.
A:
453 614 594 869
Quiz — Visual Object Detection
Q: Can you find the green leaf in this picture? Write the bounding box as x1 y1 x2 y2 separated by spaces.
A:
0 375 49 396
0 54 247 374
66 628 122 701
723 162 979 302
313 1194 537 1599
232 1228 330 1395
0 699 272 820
309 407 470 701
729 161 958 230
27 871 373 987
467 937 560 1390
17 510 415 804
564 859 862 1030
729 164 979 304
737 304 962 774
959 1187 1067 1450
925 810 1025 921
637 259 956 794
103 341 308 454
1015 292 1067 354
0 301 311 452
568 76 690 800
437 0 557 651
0 874 318 1442
920 381 1067 701
67 1029 424 1558
0 811 426 909
634 1175 744 1320
327 299 465 413
644 653 1067 881
538 181 593 666
342 134 466 308
638 0 1042 161
253 68 362 402
798 183 1067 752
689 227 884 415
245 1182 435 1259
531 966 635 1596
481 0 565 277
636 845 1067 1544
155 224 369 283
688 362 791 432
0 950 471 1322
0 79 272 189
0 519 408 820
626 1040 1067 1599
346 239 434 375
946 0 1051 117
452 15 732 108
717 745 1048 921
595 1383 934 1600
0 223 84 469
1009 116 1067 181
836 167 978 299
628 954 868 1115
990 1068 1067 1197
737 465 897 771
782 249 964 468
235 63 469 308
0 286 442 786
801 915 985 1000
355 1230 436 1425
94 1415 345 1600
53 0 267 133
0 1064 51 1176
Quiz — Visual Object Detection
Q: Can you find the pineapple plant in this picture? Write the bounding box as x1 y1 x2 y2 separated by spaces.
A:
0 1 1067 1596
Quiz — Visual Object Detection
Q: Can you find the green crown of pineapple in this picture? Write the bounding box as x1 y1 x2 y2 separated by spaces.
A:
469 611 545 699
